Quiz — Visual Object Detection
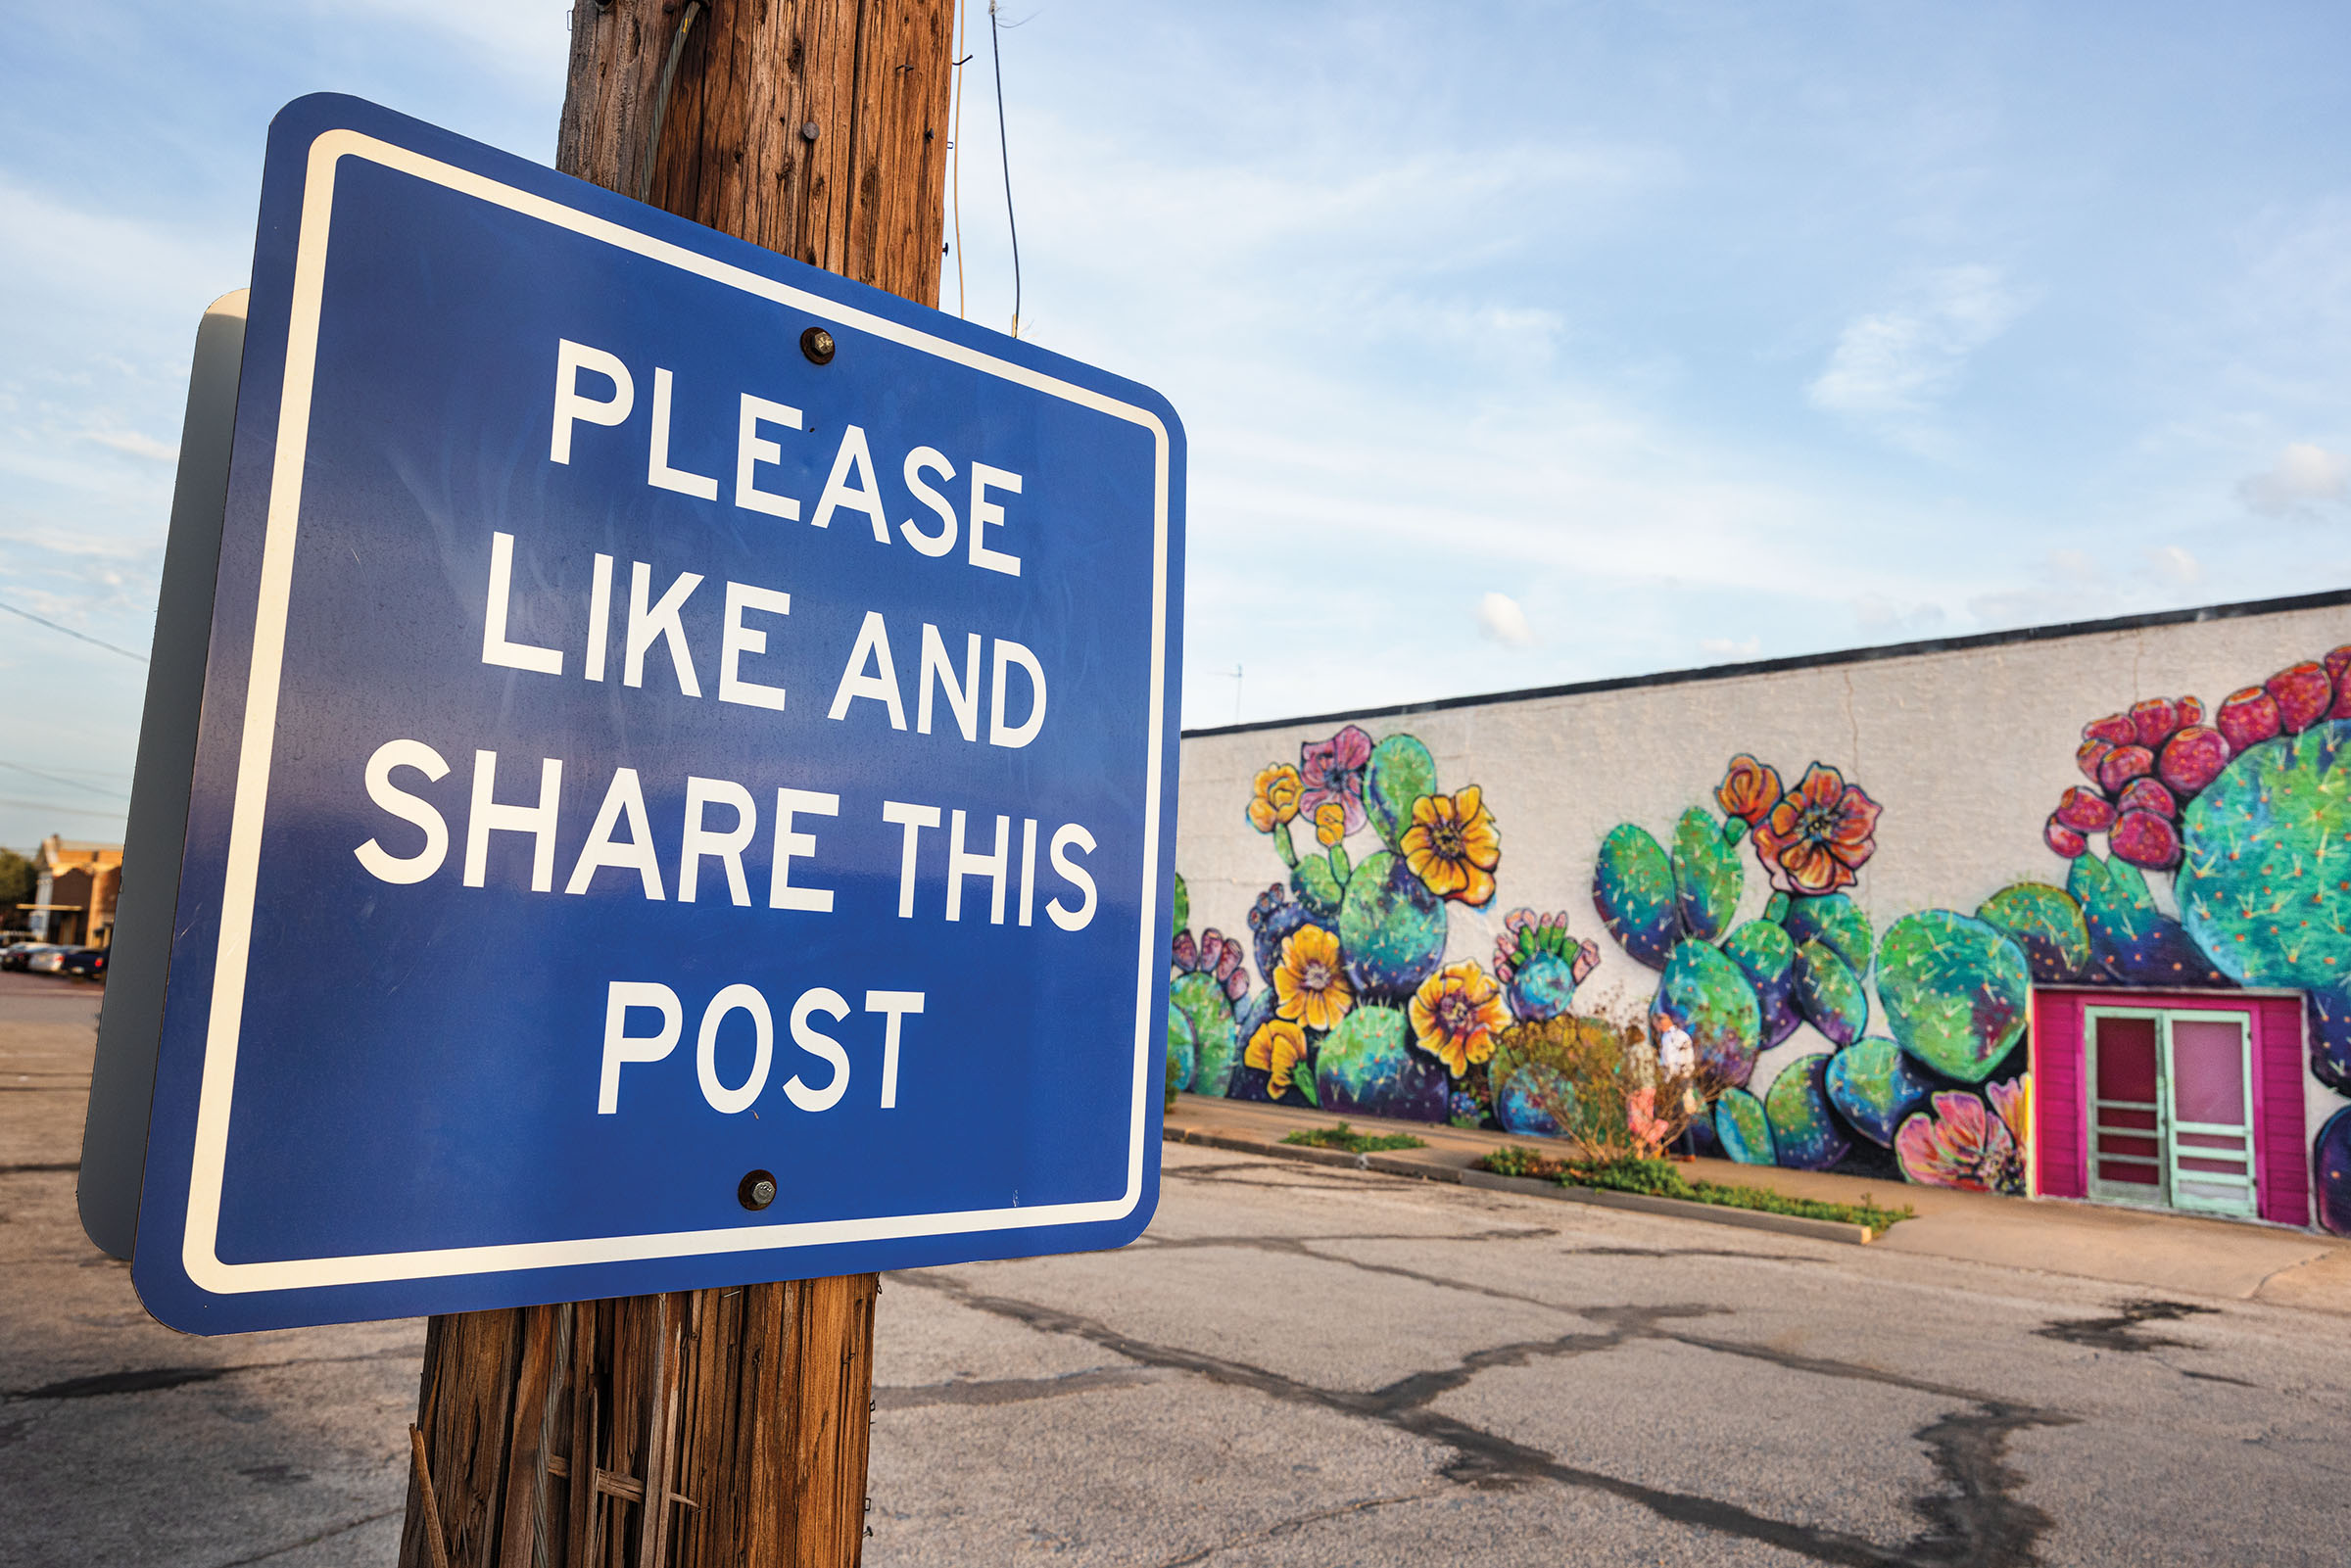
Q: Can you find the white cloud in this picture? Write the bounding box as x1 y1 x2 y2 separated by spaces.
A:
2237 442 2349 515
309 0 571 83
1964 540 2217 632
1851 596 1947 636
79 428 176 462
1475 591 1535 648
2145 544 2202 588
1806 264 2031 422
1699 636 1760 659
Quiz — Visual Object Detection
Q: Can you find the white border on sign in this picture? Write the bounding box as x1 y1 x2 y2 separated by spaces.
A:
181 127 1170 1294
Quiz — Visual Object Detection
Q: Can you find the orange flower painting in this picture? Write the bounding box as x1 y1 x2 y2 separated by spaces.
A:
1715 754 1783 827
1748 762 1881 896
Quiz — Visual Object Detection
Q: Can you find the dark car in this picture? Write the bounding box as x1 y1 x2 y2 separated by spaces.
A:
58 948 107 981
1 942 59 973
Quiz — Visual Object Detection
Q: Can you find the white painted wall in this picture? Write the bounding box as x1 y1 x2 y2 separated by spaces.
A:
1176 601 2351 1125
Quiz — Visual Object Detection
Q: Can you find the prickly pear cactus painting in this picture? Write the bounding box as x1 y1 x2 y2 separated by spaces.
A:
2032 645 2351 1228
1975 882 2091 984
1825 1038 1933 1148
2177 721 2351 991
1655 939 1763 1087
1875 911 2031 1085
1189 725 1573 1128
1763 1053 1849 1171
1593 824 1679 970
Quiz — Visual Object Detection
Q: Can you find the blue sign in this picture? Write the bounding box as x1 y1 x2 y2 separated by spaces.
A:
116 96 1182 1332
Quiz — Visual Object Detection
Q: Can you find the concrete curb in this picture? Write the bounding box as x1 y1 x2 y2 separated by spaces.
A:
1166 1127 1878 1245
1457 1170 1877 1245
1166 1126 1436 1180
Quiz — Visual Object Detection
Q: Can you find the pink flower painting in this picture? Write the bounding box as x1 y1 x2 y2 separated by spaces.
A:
1299 725 1373 838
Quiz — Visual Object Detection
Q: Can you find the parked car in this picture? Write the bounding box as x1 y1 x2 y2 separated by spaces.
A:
59 947 107 980
27 948 70 974
2 942 60 973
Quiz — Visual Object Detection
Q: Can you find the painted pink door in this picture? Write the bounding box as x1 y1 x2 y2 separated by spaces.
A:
2087 1015 2162 1197
2032 989 2308 1227
2167 1017 2258 1216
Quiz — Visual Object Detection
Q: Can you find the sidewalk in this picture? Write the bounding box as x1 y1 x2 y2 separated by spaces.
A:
1166 1094 2351 1313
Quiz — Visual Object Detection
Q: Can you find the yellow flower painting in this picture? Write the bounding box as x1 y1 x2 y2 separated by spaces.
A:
1408 961 1508 1077
1245 1019 1309 1098
1402 785 1501 907
1272 925 1354 1031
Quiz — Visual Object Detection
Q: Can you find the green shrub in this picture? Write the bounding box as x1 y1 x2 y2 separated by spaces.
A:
1472 1148 1913 1232
1281 1120 1427 1154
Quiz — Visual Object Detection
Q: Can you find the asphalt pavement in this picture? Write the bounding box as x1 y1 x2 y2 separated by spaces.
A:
6 983 2348 1566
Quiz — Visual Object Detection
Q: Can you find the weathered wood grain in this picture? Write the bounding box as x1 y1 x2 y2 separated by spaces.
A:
403 5 947 1562
557 0 953 302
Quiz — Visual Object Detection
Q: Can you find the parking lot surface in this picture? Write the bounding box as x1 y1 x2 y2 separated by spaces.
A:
6 988 2347 1566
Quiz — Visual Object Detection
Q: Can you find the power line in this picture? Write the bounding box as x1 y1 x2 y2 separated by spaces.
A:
987 0 1021 337
0 796 127 823
0 761 130 801
951 2 969 318
0 600 149 663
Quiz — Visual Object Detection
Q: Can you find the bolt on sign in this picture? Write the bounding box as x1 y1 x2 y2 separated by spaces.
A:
77 96 1184 1333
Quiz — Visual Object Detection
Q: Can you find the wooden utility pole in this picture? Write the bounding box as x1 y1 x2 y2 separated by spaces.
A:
399 4 954 1564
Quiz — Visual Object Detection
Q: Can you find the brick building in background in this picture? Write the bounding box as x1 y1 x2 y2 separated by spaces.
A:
28 836 122 947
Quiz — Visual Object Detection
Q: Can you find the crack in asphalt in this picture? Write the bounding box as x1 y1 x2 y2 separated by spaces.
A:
2035 1299 2216 1354
203 1505 403 1567
0 1161 79 1174
1140 1233 1907 1370
878 1365 1165 1409
8 1347 420 1402
2177 1367 2258 1387
895 1270 2069 1568
1147 1487 1450 1567
1570 1244 1801 1259
1904 1406 2072 1568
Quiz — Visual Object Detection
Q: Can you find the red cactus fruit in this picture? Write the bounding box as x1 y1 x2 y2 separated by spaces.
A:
2328 647 2351 719
2216 687 2281 751
2077 737 2113 784
2117 777 2178 820
2267 662 2332 734
2130 698 2181 749
2083 713 2136 746
2157 725 2231 797
2110 808 2183 870
2054 786 2117 833
2044 816 2088 859
2097 744 2155 794
2176 694 2205 728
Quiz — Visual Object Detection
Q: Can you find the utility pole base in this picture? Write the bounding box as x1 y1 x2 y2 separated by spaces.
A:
400 1276 880 1568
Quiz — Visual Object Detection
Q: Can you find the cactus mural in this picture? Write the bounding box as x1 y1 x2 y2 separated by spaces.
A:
1585 755 2032 1195
1171 724 1608 1130
1175 637 2351 1233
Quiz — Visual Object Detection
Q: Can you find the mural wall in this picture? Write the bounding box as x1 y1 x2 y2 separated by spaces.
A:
1169 598 2351 1235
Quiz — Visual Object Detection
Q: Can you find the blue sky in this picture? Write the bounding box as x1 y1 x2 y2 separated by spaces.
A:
5 1 2350 849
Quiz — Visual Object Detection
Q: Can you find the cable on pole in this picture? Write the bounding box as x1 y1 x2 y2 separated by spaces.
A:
987 0 1021 337
951 3 970 317
639 0 705 206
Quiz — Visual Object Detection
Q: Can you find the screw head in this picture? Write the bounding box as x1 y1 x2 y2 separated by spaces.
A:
739 1169 778 1211
800 326 837 365
800 120 822 142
